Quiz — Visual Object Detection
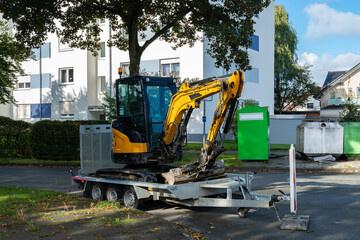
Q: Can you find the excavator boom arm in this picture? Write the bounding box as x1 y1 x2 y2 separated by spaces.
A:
160 70 244 169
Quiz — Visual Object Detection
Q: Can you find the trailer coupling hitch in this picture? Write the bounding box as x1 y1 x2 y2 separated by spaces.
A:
271 190 290 203
68 169 75 177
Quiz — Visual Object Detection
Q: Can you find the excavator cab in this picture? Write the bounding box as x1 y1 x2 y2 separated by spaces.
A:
112 76 177 164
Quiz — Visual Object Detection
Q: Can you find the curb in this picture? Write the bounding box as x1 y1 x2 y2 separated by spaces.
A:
0 163 80 168
2 164 360 174
228 167 360 174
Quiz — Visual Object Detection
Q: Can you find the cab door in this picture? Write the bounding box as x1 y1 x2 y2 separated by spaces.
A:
146 85 173 148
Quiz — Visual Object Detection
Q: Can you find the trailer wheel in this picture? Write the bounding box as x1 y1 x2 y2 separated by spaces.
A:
122 187 143 209
91 183 105 201
106 185 121 202
238 208 249 218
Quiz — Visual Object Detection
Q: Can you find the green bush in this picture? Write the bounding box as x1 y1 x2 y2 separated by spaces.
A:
31 120 109 161
0 117 32 158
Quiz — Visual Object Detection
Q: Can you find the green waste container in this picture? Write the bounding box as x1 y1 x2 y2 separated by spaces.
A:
238 106 269 160
340 122 360 159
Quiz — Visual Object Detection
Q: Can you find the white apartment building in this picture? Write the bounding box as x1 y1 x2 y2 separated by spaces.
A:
1 2 274 140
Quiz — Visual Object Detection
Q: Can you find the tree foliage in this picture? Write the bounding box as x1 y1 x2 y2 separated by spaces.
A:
0 0 270 76
340 97 360 122
0 20 31 104
274 5 319 113
102 92 117 121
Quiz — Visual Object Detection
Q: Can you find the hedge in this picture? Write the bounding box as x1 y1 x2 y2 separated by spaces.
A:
0 117 32 158
31 120 109 160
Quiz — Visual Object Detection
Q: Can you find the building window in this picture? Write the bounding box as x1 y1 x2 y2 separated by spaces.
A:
245 67 259 84
120 63 130 77
122 29 129 40
59 38 72 52
32 43 51 59
99 76 106 92
17 104 30 119
60 101 74 118
60 68 74 84
17 82 31 90
99 18 105 24
100 42 106 58
30 103 51 118
249 34 259 52
357 87 360 98
330 91 336 99
307 103 314 109
30 73 51 88
160 59 180 76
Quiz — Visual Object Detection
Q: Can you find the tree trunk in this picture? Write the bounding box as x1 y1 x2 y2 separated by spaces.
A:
274 77 281 114
129 49 141 76
127 16 142 76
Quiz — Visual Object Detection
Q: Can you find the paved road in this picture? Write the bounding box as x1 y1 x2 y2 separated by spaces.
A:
1 167 360 239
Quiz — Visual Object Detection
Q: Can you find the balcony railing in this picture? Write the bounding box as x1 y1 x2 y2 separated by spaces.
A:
328 98 360 105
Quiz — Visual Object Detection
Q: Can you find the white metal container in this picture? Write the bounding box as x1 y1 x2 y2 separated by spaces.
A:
296 122 343 156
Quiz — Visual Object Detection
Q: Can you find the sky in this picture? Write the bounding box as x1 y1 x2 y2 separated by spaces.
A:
275 0 360 86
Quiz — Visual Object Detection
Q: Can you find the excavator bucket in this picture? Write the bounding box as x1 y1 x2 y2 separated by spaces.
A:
162 160 226 185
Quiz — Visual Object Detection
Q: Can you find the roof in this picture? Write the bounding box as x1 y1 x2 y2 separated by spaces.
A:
316 65 360 99
322 71 346 87
321 105 344 110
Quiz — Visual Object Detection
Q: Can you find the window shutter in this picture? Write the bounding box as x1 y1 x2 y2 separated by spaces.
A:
60 101 74 115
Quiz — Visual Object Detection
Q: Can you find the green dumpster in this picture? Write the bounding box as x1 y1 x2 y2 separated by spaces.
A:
340 122 360 159
238 106 269 160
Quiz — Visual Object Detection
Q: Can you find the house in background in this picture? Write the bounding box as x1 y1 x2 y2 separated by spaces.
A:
318 64 360 120
282 95 320 117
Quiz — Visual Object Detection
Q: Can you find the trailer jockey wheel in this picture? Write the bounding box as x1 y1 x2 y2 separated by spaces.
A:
91 183 105 201
238 208 250 218
122 187 144 209
106 185 121 202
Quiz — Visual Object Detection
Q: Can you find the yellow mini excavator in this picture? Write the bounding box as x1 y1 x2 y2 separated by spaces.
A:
111 70 244 185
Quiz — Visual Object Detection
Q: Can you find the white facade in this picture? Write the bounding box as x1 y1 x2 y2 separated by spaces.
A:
9 33 98 122
3 2 275 130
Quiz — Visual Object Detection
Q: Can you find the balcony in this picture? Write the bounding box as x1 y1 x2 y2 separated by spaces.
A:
328 98 360 105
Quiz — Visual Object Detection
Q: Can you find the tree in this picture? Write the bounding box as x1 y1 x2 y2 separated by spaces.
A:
102 92 117 121
274 5 319 113
0 20 31 104
340 97 360 122
0 0 270 76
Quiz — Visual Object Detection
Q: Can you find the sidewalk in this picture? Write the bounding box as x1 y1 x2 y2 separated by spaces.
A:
185 150 360 173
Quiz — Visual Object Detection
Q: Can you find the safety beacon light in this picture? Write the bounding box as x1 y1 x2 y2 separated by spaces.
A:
118 67 123 78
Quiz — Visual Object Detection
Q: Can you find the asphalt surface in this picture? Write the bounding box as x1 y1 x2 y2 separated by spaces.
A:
1 167 360 239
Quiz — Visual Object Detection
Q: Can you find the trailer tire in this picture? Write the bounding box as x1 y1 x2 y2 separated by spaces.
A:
106 185 121 202
91 183 105 201
238 208 249 218
122 187 143 209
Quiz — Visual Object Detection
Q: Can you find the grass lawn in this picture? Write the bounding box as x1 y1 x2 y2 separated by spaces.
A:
0 186 202 239
183 140 237 150
0 158 80 166
183 140 293 151
175 153 244 168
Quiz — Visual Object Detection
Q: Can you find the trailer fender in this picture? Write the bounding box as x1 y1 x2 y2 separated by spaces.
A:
133 186 151 199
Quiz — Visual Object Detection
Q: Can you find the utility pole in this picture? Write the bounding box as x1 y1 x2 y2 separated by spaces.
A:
39 45 42 120
109 23 113 97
